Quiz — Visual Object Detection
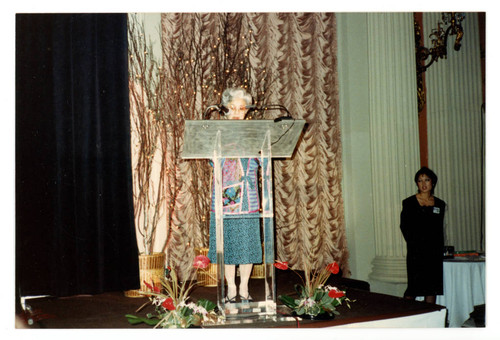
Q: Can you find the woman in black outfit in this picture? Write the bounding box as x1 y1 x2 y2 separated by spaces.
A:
400 167 446 304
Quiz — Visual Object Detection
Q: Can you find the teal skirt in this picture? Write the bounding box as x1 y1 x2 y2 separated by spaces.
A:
207 213 262 265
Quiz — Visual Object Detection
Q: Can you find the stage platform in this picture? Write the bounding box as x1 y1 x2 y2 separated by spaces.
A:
19 269 445 328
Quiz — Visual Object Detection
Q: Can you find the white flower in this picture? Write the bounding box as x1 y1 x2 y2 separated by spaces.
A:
196 306 209 318
179 301 196 309
178 301 208 317
303 298 316 307
152 297 166 307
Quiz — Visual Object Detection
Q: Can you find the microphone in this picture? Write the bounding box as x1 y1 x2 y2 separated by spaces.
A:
217 104 254 115
203 104 229 119
204 103 291 120
219 104 229 114
274 116 294 122
252 104 293 122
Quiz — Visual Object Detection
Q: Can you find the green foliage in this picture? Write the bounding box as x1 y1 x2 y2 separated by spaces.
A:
294 283 305 297
279 284 349 317
125 314 160 326
197 298 217 311
278 294 298 309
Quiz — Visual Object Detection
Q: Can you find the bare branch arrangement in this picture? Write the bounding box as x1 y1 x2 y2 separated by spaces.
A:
128 16 167 255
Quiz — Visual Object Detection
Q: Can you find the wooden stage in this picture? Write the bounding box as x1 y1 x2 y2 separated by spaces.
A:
19 269 445 329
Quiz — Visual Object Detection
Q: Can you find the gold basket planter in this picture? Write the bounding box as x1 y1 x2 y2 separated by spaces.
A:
250 243 266 278
251 263 265 279
195 247 218 287
125 252 166 297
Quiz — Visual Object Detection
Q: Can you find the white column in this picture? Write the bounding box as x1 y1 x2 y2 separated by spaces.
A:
424 13 484 252
366 13 421 284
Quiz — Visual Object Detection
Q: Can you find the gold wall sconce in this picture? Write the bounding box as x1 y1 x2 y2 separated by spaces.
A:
416 12 465 75
414 12 465 112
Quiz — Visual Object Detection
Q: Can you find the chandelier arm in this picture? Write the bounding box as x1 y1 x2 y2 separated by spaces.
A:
417 46 436 74
453 24 464 51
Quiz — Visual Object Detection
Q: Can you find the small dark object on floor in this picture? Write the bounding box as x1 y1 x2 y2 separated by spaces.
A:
292 312 336 321
467 304 485 327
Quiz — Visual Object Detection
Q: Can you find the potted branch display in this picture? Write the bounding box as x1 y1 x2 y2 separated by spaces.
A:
124 17 169 297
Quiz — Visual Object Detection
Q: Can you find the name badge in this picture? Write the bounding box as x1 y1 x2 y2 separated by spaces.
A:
433 207 440 214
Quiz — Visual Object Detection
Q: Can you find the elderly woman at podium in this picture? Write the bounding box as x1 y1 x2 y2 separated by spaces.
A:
207 87 262 303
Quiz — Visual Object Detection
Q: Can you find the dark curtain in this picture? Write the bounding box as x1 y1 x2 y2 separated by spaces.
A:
16 14 139 299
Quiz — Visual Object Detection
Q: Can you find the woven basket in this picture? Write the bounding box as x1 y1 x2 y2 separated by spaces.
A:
195 247 218 287
124 252 166 298
250 243 265 278
251 263 265 278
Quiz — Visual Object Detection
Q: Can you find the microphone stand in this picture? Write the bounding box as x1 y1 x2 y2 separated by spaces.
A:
203 105 226 119
203 103 294 121
247 104 293 121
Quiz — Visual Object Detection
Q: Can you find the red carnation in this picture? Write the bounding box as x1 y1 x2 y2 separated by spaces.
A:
274 261 289 270
326 262 340 274
193 255 210 269
162 297 176 311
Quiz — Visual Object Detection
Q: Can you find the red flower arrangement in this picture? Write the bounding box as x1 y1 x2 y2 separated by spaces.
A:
274 260 352 318
126 254 219 328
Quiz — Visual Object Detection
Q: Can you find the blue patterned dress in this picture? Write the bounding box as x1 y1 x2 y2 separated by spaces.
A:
207 158 262 265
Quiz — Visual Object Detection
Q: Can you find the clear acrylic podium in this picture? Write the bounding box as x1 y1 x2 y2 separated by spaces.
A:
182 119 304 322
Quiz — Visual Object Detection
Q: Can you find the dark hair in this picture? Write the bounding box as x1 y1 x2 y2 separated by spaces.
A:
414 166 438 194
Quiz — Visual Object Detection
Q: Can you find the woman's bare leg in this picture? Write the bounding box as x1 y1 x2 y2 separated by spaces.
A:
225 264 236 299
238 263 253 299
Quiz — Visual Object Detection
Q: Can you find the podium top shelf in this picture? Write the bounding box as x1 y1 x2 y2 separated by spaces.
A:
181 119 305 159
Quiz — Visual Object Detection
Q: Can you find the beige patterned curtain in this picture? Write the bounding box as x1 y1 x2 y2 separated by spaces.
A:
150 13 347 278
